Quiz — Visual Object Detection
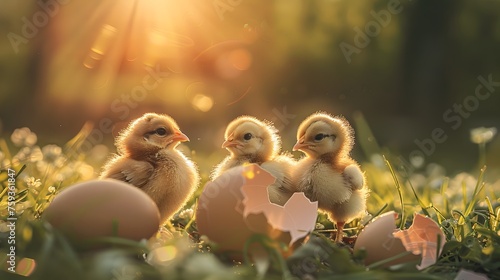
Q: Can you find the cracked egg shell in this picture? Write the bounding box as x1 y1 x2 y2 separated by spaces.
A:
354 211 446 269
353 211 421 267
195 164 318 256
44 179 160 245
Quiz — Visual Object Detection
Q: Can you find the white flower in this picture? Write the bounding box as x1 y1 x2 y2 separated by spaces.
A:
42 144 65 166
446 172 478 206
470 127 497 144
25 177 42 189
37 145 67 172
15 203 25 215
48 186 56 193
426 163 446 179
12 146 43 165
179 208 194 220
11 127 37 147
315 223 325 230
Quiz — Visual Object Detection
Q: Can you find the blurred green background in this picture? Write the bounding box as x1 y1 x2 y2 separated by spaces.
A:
1 0 499 177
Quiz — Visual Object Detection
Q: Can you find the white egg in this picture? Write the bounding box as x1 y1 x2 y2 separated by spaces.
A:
44 179 160 245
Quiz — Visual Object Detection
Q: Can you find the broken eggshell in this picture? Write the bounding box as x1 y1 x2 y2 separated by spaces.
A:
354 211 445 269
195 164 318 257
393 212 446 269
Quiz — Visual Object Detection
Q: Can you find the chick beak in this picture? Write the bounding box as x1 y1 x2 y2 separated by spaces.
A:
222 139 239 148
222 133 240 148
171 131 190 143
293 136 307 151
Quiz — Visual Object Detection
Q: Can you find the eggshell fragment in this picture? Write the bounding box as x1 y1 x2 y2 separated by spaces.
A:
354 211 446 269
44 179 160 243
195 164 318 255
393 213 446 269
354 211 421 267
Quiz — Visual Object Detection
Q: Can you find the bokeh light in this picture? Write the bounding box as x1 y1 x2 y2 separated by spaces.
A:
191 94 214 112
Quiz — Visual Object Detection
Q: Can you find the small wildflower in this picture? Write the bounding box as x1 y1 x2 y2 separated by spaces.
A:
315 223 325 230
449 172 477 198
48 186 56 193
426 163 445 179
12 146 43 165
11 127 37 147
470 127 497 144
25 177 42 189
179 208 194 220
16 203 25 215
41 144 66 166
409 153 425 168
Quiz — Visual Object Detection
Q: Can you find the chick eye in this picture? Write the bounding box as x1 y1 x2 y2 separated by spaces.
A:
314 134 326 141
243 133 252 141
155 128 167 136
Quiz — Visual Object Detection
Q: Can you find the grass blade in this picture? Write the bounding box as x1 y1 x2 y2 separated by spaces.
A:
464 166 486 218
384 156 406 229
406 176 431 217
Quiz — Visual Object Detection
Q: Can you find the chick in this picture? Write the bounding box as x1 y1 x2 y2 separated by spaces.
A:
212 116 295 206
292 112 368 243
100 113 199 224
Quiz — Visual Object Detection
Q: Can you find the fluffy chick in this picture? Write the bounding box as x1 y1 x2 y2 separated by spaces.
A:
212 116 295 206
100 113 199 224
292 112 368 243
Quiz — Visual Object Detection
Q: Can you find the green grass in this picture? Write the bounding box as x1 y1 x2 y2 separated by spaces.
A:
0 123 499 280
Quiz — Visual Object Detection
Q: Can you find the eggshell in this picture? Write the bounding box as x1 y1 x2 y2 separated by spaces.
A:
195 164 318 256
44 179 160 243
354 211 446 269
353 211 421 267
393 213 446 269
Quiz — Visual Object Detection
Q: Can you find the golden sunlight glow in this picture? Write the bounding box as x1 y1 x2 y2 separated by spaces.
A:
83 24 117 69
191 94 214 112
243 168 255 180
42 0 220 112
154 245 178 262
230 48 252 71
215 48 252 79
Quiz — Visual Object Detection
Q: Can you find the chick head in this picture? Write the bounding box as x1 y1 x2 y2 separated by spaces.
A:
222 116 280 162
293 112 354 159
117 113 189 157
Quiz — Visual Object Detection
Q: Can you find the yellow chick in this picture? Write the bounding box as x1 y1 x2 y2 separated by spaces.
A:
292 112 368 243
212 116 296 206
100 113 199 224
